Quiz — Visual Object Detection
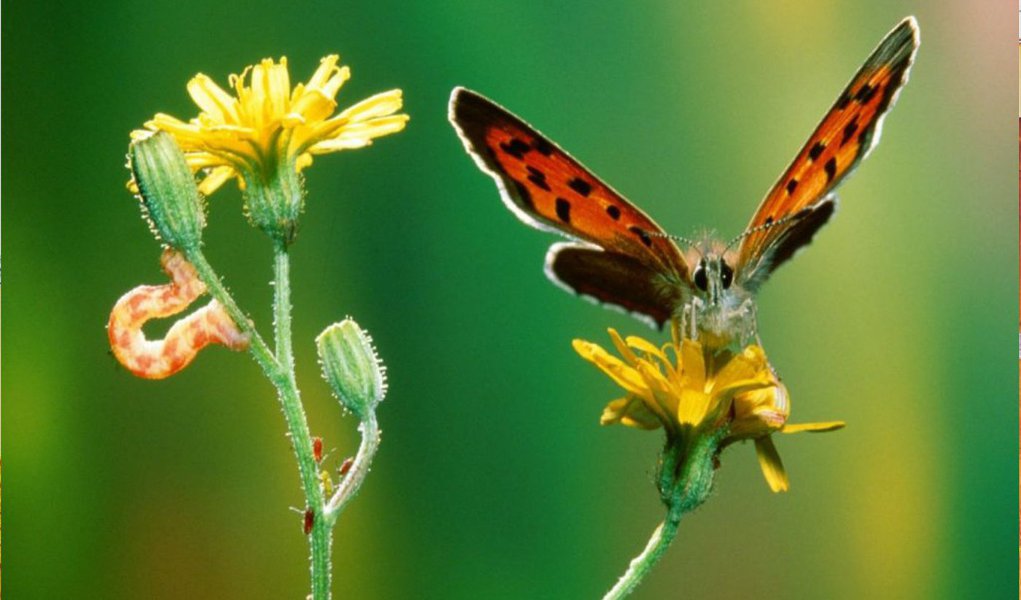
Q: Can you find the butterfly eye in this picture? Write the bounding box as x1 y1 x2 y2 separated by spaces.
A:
693 260 708 292
720 261 734 289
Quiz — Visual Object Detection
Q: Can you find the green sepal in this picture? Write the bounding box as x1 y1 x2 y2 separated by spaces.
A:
240 156 304 246
317 318 387 420
129 132 206 252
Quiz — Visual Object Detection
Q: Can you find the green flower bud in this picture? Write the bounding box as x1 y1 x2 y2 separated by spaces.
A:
317 318 386 420
129 132 206 252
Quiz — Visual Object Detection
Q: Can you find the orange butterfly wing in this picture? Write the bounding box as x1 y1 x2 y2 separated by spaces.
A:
738 17 919 283
449 88 689 326
449 88 687 279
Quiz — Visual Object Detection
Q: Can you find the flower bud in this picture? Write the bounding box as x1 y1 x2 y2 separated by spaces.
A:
317 318 386 420
129 131 206 252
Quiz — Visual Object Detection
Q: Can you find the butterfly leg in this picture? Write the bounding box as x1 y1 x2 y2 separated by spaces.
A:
682 298 704 341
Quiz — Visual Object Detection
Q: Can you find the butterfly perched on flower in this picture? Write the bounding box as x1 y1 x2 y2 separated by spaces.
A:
449 17 919 348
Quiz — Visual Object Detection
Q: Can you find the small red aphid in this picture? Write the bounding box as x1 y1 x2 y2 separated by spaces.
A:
338 457 354 477
303 509 315 535
313 437 324 463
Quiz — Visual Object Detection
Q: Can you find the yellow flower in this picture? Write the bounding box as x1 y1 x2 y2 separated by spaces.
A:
573 329 844 492
132 55 408 196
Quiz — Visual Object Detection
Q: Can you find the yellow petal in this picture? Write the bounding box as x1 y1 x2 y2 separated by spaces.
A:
320 64 351 99
305 55 342 91
335 89 404 123
733 384 781 413
294 153 314 172
676 388 711 426
197 166 236 195
781 421 846 434
755 436 789 493
713 347 768 390
601 396 661 430
289 89 337 123
572 340 648 396
268 59 290 113
608 328 639 366
625 335 666 361
680 339 706 391
187 74 239 123
634 356 668 386
185 153 226 170
309 116 409 152
148 113 201 137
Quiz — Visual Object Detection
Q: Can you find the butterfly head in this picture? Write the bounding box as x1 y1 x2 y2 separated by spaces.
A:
680 239 755 346
691 254 734 307
685 237 738 307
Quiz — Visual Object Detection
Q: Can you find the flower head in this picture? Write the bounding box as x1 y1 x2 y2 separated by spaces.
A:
133 55 408 196
573 329 844 492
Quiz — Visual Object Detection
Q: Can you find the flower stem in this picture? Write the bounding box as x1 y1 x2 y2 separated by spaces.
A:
273 242 295 375
183 250 276 379
325 413 380 521
270 244 331 599
602 432 721 600
185 247 330 599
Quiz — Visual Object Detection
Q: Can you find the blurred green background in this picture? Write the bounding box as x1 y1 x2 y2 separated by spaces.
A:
4 1 1017 598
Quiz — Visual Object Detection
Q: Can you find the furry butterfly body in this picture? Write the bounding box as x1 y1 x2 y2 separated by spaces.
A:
449 18 919 348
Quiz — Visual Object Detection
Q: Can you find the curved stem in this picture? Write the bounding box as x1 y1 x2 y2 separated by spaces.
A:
602 499 685 600
325 413 380 521
603 432 721 600
184 249 277 378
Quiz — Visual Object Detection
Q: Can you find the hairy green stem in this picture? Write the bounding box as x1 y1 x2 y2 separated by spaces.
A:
271 245 331 599
186 247 330 599
602 432 721 600
273 243 295 374
325 413 380 521
184 250 277 379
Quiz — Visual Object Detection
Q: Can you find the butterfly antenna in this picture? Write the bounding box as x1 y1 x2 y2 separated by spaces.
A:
648 231 703 259
724 210 806 252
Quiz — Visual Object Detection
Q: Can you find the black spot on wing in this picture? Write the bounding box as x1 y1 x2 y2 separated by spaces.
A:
785 179 798 195
606 205 621 220
532 137 554 156
499 138 530 160
568 177 592 197
855 82 879 105
824 157 837 182
808 141 825 162
842 119 859 147
628 226 652 247
526 166 551 191
555 198 571 223
836 91 852 110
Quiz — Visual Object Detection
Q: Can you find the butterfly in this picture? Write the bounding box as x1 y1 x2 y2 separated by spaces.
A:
449 17 918 347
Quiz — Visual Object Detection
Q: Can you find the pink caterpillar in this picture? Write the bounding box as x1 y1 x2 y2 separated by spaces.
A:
108 249 249 379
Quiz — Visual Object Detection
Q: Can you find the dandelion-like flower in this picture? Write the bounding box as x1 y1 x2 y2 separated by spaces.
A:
135 54 407 194
132 55 408 242
573 328 844 492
